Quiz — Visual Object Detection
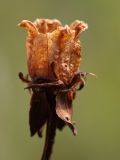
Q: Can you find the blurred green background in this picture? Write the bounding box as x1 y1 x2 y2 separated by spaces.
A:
0 0 120 160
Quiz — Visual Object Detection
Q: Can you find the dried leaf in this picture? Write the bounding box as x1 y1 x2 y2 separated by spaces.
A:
56 92 77 135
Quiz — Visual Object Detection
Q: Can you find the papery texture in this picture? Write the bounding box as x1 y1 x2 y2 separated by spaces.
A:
19 19 88 84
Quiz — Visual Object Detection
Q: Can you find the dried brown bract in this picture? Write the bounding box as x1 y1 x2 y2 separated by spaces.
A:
18 18 94 160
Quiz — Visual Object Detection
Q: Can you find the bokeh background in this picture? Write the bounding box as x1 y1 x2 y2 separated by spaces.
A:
0 0 120 160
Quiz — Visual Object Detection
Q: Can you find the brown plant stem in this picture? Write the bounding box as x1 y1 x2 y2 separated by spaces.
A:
41 111 56 160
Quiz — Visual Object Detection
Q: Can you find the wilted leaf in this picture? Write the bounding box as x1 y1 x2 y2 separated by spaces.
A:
56 92 77 135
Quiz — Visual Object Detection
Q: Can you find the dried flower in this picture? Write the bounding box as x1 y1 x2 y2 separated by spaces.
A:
18 18 93 160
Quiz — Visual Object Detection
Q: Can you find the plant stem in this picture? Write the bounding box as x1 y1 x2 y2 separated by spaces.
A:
41 112 56 160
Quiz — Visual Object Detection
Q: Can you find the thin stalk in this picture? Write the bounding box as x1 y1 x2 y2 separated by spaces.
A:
41 112 56 160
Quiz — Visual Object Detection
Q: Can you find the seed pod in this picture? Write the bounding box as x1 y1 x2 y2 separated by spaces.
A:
18 19 88 83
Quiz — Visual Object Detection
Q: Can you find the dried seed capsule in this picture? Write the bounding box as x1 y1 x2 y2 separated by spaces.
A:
19 19 87 84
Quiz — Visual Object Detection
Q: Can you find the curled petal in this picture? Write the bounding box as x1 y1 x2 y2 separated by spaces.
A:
18 20 39 37
70 20 88 38
34 18 62 33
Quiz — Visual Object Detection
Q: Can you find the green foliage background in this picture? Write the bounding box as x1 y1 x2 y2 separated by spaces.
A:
0 0 120 159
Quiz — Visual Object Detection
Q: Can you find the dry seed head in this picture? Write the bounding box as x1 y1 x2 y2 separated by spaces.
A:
18 19 88 84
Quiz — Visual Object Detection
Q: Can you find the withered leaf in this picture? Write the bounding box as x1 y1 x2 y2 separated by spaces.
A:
56 92 77 135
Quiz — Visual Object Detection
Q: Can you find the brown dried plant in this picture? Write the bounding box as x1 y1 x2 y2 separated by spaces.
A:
18 18 94 160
